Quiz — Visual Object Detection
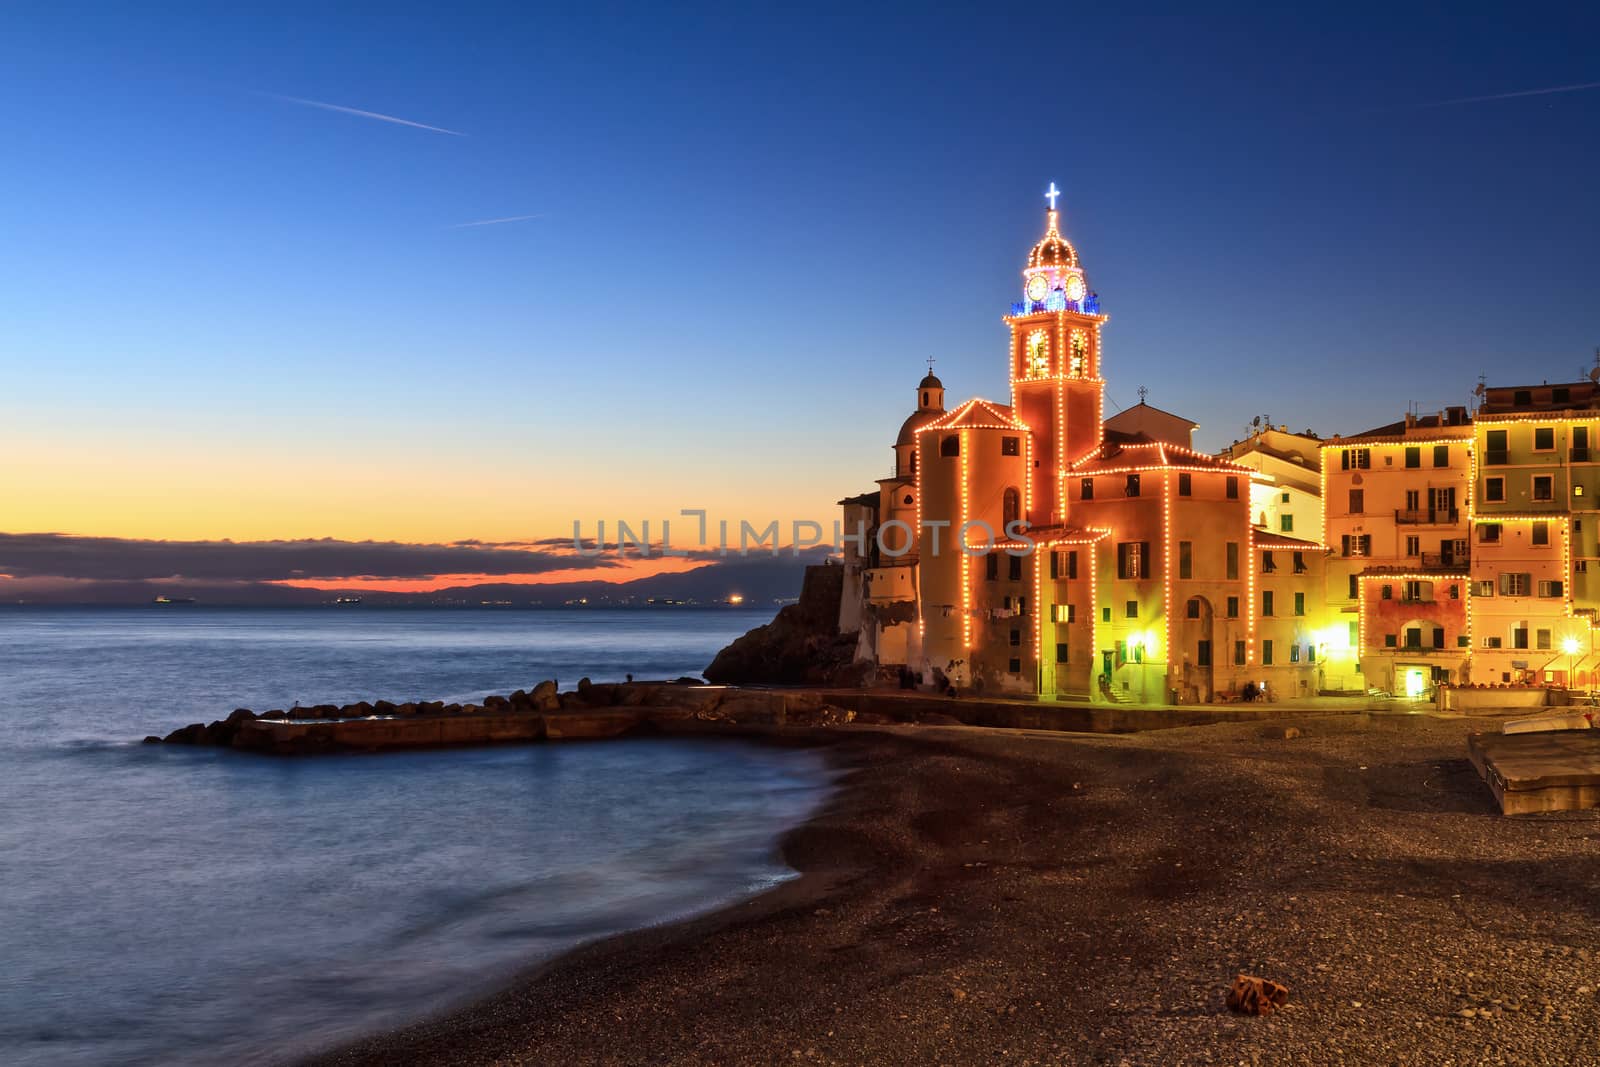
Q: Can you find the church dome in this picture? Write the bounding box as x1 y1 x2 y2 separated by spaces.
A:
897 409 940 447
919 372 943 390
1027 210 1079 269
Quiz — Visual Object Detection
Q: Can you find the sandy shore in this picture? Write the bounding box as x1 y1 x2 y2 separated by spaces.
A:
304 713 1600 1066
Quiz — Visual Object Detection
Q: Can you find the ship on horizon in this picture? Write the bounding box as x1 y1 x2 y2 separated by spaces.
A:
334 596 362 605
151 595 195 605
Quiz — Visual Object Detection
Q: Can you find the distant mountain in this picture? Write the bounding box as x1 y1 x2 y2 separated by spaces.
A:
3 552 824 606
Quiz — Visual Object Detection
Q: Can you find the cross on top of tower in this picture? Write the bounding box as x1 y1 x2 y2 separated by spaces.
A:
927 355 937 375
1138 385 1148 405
1045 182 1061 211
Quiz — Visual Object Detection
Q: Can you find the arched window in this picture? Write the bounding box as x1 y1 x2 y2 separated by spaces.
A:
922 391 930 406
941 435 960 457
1002 487 1021 526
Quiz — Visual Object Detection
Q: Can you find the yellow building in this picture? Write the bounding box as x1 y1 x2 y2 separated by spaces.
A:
1320 411 1474 696
1470 380 1600 686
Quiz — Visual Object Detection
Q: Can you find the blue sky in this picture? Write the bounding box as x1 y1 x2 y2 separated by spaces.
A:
2 6 1598 544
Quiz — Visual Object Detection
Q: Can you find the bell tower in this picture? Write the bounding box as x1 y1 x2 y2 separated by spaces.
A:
1007 183 1107 526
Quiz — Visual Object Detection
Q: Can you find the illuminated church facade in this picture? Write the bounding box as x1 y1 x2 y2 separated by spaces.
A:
840 187 1332 703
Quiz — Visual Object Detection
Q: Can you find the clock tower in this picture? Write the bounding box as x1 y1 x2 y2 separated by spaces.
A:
1007 184 1107 526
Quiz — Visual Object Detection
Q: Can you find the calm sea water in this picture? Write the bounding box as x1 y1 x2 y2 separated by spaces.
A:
0 607 830 1067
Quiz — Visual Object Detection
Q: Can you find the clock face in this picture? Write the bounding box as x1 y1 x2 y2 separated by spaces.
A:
1064 273 1087 302
1025 274 1049 303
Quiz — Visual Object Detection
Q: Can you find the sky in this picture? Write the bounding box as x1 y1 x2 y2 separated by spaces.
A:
2 7 1598 595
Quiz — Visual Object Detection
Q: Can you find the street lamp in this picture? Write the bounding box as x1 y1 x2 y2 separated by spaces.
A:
1563 635 1582 691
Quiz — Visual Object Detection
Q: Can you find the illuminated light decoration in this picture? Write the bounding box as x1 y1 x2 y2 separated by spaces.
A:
1246 524 1257 664
960 428 971 650
1023 431 1033 522
915 397 1029 434
1162 468 1173 681
1033 532 1043 683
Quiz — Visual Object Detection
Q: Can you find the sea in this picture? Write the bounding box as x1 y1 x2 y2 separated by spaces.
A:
0 606 832 1067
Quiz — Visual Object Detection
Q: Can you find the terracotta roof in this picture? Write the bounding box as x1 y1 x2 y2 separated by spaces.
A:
992 524 1109 550
1070 436 1252 474
1105 401 1197 429
919 397 1028 432
836 491 880 508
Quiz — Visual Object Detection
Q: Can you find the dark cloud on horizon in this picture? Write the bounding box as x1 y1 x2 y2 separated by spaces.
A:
0 533 826 584
0 533 630 583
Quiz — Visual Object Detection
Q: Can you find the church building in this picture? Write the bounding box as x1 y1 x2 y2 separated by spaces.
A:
841 188 1330 704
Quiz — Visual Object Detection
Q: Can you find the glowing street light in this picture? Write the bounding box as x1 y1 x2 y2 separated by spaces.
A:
1564 635 1582 689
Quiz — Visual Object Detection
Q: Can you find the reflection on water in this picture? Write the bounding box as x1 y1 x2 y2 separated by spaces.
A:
0 609 830 1066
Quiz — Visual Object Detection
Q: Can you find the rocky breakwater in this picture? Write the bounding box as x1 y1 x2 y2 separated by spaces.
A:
143 680 860 756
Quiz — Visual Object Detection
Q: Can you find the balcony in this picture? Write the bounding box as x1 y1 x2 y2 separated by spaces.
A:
1009 294 1102 317
1395 508 1460 525
1417 551 1468 569
1574 447 1591 463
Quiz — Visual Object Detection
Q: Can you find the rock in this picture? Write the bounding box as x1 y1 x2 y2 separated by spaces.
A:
142 735 162 744
344 701 374 718
312 704 339 719
674 676 704 685
509 689 529 706
484 695 509 709
395 703 419 717
372 700 396 715
577 677 594 697
261 709 288 721
224 708 256 726
1226 974 1289 1016
703 605 858 686
531 680 559 710
163 723 207 744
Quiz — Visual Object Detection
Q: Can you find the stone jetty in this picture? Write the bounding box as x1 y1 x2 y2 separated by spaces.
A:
145 679 864 756
144 679 1329 756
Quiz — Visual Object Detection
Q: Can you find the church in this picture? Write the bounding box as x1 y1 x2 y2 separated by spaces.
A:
837 187 1331 704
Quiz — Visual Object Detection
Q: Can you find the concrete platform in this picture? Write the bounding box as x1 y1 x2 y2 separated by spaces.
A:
1466 729 1600 815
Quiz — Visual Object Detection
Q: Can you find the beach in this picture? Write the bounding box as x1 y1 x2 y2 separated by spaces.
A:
306 712 1600 1066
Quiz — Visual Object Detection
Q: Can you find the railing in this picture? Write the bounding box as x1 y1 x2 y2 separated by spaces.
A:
1009 294 1102 317
1574 447 1591 462
1395 508 1460 525
1417 551 1468 568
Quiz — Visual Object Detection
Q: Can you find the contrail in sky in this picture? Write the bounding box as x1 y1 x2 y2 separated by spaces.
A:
1415 80 1600 109
264 92 465 135
448 214 545 228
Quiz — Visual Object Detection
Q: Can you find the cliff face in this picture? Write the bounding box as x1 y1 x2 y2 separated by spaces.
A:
704 564 863 686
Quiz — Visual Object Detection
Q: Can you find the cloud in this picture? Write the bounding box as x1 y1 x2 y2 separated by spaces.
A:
0 533 623 583
1413 80 1600 109
263 93 466 136
449 214 545 229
